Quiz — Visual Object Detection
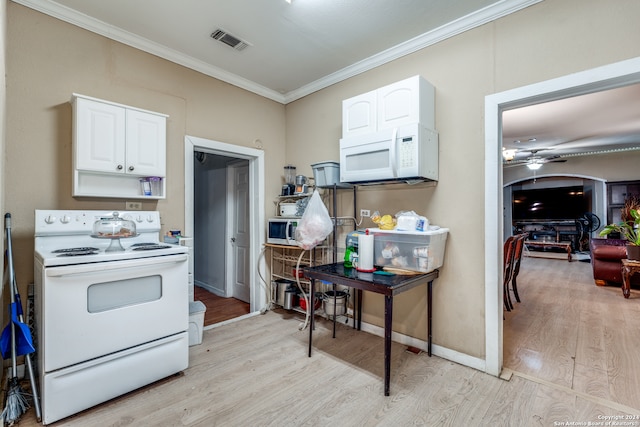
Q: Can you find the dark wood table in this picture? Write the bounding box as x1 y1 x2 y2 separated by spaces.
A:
621 259 640 298
303 263 439 396
524 240 572 261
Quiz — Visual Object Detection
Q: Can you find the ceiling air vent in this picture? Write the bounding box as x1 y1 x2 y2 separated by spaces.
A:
210 28 250 51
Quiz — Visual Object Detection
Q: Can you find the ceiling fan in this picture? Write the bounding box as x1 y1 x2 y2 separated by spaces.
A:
502 149 567 169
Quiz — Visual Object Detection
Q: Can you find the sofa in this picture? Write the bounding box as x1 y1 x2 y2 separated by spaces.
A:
589 238 639 286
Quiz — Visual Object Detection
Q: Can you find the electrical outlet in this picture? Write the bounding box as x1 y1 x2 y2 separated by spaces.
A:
360 209 371 218
126 201 142 210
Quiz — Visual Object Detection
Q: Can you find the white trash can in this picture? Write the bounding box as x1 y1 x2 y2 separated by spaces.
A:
189 301 206 346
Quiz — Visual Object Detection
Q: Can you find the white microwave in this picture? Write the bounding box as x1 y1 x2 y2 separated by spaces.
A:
267 218 299 246
339 123 438 184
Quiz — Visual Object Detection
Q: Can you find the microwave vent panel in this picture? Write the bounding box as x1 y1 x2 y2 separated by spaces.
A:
210 29 251 51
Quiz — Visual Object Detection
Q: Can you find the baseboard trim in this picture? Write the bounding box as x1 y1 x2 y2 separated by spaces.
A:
194 280 225 297
357 320 487 373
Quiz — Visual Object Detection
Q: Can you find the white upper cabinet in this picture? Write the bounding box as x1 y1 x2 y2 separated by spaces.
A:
342 76 435 137
342 90 377 137
376 76 435 131
74 97 127 173
72 94 168 199
125 109 166 177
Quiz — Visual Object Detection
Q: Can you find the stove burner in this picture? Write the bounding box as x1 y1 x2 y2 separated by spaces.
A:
131 244 172 251
53 247 100 257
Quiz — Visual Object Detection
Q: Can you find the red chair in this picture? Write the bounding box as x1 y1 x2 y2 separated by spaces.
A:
510 233 528 304
503 236 517 311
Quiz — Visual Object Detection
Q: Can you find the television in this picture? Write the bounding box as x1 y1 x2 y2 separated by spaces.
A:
512 186 587 221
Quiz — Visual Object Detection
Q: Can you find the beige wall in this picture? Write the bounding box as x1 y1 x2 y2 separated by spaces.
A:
285 0 640 359
1 0 6 325
5 0 640 363
5 3 286 298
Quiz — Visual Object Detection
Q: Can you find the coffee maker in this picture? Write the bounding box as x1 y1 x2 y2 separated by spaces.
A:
295 175 309 194
281 165 296 196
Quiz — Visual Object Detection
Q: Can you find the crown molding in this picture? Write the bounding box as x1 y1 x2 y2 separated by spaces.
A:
284 0 542 103
12 0 542 104
11 0 287 103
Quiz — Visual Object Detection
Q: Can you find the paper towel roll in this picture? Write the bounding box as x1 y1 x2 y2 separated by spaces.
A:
357 233 375 272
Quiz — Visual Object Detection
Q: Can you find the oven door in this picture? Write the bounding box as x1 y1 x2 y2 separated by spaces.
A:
41 253 188 372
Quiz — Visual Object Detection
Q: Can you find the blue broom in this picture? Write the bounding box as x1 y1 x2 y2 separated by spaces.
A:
1 213 41 423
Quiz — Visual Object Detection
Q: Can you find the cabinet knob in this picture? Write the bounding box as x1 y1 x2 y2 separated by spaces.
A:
128 166 135 171
117 164 123 170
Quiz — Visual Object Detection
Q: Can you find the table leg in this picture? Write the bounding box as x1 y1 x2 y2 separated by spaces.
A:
567 245 572 262
622 265 631 299
384 295 393 396
357 289 363 331
332 283 337 338
428 280 433 357
308 279 316 357
352 289 357 329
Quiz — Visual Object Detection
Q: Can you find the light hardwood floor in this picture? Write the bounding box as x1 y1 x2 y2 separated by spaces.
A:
15 257 640 426
504 255 640 412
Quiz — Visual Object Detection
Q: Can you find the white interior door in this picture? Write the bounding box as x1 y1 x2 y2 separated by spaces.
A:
227 162 250 303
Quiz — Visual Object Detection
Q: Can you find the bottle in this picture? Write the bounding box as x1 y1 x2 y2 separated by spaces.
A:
344 246 356 268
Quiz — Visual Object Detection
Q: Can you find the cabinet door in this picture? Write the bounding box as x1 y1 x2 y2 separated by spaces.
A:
125 109 166 176
342 90 377 137
377 75 435 130
610 184 629 204
75 97 126 173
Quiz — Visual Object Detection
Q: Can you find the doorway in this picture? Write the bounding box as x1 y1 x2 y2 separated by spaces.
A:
484 56 640 376
184 135 266 327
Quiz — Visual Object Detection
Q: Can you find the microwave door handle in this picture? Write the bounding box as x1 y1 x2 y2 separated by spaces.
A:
286 222 293 244
389 128 398 177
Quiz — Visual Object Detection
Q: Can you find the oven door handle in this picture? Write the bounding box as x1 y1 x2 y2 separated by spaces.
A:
45 254 188 277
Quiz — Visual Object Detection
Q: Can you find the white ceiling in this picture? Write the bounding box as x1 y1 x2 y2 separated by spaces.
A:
502 83 640 166
12 0 640 161
14 0 536 103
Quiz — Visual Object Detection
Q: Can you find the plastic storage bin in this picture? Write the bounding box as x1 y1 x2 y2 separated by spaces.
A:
189 301 206 346
311 161 350 188
368 227 448 273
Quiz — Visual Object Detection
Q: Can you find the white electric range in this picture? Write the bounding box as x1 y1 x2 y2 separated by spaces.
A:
34 210 189 425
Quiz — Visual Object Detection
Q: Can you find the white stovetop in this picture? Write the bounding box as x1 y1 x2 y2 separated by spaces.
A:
34 210 187 267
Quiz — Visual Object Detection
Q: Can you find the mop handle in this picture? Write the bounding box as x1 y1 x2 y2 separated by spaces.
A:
5 214 42 420
5 213 18 377
5 214 16 302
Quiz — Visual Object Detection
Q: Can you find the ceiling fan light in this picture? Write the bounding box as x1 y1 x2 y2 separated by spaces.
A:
502 149 517 161
527 162 543 170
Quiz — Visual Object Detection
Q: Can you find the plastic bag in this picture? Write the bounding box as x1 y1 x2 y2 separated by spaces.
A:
295 190 333 250
371 211 396 230
393 211 429 231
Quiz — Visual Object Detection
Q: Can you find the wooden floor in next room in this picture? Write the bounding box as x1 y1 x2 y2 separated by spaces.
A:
504 255 640 411
194 285 250 326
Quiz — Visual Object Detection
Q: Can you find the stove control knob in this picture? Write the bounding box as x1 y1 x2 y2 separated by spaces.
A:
134 215 144 223
45 215 56 224
60 215 71 224
146 215 154 223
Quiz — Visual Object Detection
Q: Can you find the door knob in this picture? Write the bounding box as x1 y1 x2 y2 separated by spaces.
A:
231 237 236 242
